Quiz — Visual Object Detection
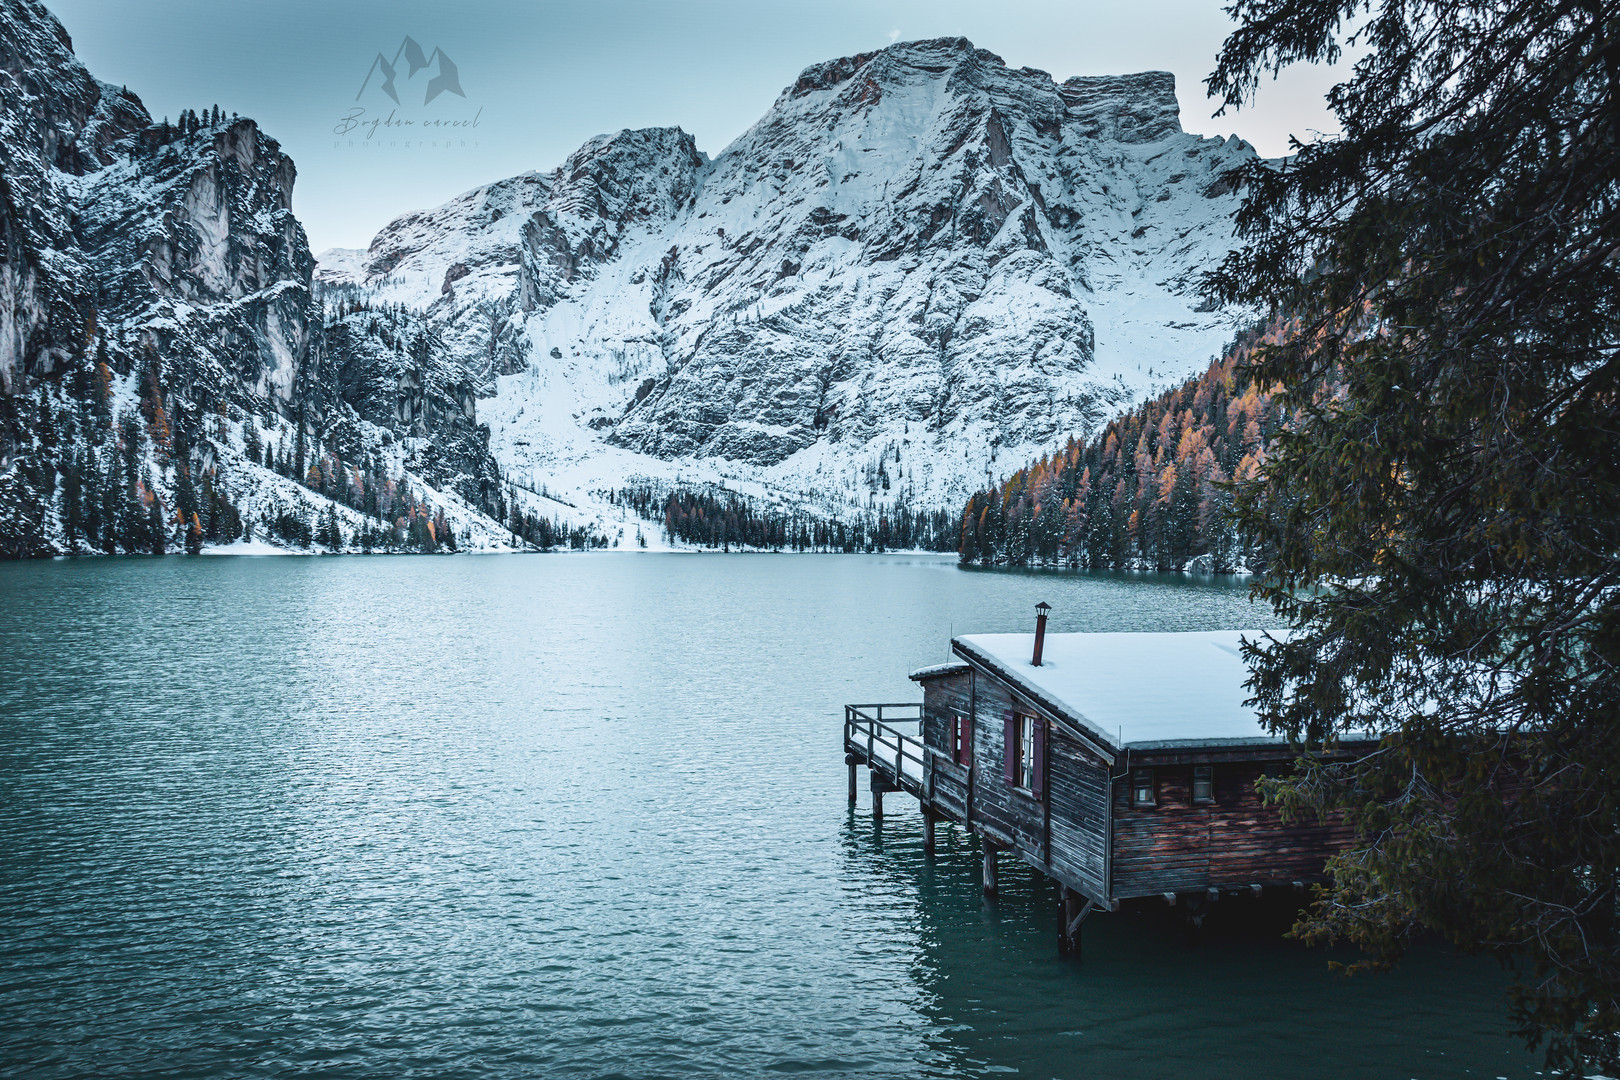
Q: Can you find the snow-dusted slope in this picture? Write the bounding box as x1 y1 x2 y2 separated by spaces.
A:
320 39 1262 518
0 0 521 556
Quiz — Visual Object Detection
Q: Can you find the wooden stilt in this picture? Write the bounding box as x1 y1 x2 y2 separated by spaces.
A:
1182 891 1210 945
922 809 935 852
1059 886 1095 958
869 770 899 821
982 843 998 896
848 761 858 805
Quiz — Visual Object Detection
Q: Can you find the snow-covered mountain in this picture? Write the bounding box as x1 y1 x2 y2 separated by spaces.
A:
320 39 1262 519
1 3 1265 556
0 0 525 555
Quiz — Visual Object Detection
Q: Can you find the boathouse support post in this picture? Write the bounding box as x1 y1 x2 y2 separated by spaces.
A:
982 843 999 896
1182 890 1212 944
922 808 935 853
1059 887 1095 958
868 771 900 821
846 755 859 805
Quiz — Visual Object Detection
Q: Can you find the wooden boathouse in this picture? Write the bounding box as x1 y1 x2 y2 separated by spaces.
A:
843 605 1368 954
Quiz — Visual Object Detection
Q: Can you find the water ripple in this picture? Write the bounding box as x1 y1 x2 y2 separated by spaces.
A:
0 555 1531 1079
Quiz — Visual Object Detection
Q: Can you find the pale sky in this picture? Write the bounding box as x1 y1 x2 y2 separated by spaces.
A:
45 0 1345 253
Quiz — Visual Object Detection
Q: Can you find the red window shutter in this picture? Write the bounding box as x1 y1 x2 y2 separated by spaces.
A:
962 714 972 766
1032 718 1046 797
1003 711 1017 784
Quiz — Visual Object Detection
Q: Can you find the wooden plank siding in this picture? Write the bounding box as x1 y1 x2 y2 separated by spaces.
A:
956 675 1112 906
1044 725 1110 901
909 665 1116 905
919 671 972 760
1110 758 1354 899
918 671 974 827
966 676 1041 856
927 757 970 823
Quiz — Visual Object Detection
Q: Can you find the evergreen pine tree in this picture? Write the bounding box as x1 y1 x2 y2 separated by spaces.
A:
147 495 165 556
60 453 84 551
1208 1 1620 1068
243 421 262 466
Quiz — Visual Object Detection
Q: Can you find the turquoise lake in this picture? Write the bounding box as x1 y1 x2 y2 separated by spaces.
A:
0 554 1538 1078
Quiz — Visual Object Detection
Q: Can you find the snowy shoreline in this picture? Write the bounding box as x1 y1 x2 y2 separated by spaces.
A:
38 542 965 560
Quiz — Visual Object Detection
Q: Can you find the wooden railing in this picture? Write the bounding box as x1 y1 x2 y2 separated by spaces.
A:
845 703 974 817
844 703 931 794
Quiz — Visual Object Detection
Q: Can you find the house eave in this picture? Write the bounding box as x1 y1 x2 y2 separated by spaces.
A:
951 637 1120 764
909 660 971 683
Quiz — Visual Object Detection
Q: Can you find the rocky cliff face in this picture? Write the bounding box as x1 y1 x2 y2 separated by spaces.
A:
0 0 145 386
0 0 516 556
73 117 319 412
323 38 1262 518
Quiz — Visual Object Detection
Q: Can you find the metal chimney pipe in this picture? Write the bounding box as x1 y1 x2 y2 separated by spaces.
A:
1032 601 1051 666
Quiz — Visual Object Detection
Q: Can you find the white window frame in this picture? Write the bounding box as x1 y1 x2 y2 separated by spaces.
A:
1018 713 1036 790
1192 765 1215 805
1131 767 1156 808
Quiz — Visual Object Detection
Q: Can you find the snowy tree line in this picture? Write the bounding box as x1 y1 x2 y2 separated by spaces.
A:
612 484 958 552
0 344 236 556
958 325 1286 572
0 335 521 557
504 505 607 551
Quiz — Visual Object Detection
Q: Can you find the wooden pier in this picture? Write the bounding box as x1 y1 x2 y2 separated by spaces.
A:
844 610 1367 954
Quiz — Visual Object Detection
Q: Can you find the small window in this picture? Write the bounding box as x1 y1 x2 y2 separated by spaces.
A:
1131 768 1156 808
1192 765 1214 805
954 714 971 766
1019 714 1036 789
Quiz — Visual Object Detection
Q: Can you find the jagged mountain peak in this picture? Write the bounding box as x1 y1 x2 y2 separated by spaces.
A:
782 37 1002 101
776 37 1181 143
0 0 147 175
321 38 1267 522
545 125 707 241
561 126 706 176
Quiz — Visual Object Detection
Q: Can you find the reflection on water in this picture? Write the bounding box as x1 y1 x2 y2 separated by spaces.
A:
0 554 1534 1078
840 813 1528 1079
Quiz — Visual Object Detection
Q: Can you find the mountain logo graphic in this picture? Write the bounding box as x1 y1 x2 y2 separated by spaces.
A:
357 37 465 106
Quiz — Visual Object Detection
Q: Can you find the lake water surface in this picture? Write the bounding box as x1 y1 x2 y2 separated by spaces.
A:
0 554 1538 1079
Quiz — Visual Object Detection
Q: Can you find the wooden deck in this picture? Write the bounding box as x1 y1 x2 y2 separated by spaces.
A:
843 704 970 819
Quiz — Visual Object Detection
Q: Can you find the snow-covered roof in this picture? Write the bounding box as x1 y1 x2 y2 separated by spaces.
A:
953 630 1298 751
909 661 970 682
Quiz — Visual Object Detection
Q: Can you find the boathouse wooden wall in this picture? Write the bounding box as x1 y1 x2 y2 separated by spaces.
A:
918 671 973 824
962 674 1111 905
918 671 970 757
1108 755 1355 899
1045 725 1110 902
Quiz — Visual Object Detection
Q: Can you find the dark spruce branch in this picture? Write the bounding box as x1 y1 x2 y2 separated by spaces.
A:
1206 0 1620 1072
